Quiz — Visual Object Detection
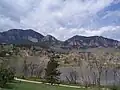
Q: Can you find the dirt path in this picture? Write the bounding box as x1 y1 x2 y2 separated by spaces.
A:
15 78 108 90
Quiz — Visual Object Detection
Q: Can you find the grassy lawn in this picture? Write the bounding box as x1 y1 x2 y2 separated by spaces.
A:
0 81 111 90
1 82 86 90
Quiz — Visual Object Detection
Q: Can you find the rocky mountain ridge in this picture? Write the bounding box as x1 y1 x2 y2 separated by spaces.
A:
0 29 120 49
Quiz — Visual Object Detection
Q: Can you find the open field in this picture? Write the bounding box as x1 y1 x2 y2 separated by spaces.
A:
0 81 98 90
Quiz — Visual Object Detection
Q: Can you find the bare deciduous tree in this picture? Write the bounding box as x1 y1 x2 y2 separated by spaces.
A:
22 60 28 77
66 69 78 84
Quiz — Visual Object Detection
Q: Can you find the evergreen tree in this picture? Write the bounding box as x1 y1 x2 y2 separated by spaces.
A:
0 45 15 88
0 68 15 87
45 53 60 85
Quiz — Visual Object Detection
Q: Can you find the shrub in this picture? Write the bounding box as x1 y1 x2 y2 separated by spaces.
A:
0 68 15 88
110 86 118 90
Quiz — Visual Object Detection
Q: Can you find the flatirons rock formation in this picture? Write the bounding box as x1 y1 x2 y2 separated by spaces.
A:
0 29 120 49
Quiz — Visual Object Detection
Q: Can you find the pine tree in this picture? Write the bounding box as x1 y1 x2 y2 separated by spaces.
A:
45 53 60 85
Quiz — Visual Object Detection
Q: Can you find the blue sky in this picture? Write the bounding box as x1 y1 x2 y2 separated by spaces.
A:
0 0 120 40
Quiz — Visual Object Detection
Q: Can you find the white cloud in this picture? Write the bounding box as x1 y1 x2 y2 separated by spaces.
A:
0 15 20 31
47 26 120 40
101 26 120 40
20 0 114 32
0 0 120 40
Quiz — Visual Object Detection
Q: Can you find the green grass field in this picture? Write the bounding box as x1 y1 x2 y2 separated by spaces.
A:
1 82 83 90
1 81 101 90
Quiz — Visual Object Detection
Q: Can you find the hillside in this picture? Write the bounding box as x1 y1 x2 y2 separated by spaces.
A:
64 35 120 49
0 29 120 49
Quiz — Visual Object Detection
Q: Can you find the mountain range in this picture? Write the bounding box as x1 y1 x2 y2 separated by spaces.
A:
0 29 120 49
